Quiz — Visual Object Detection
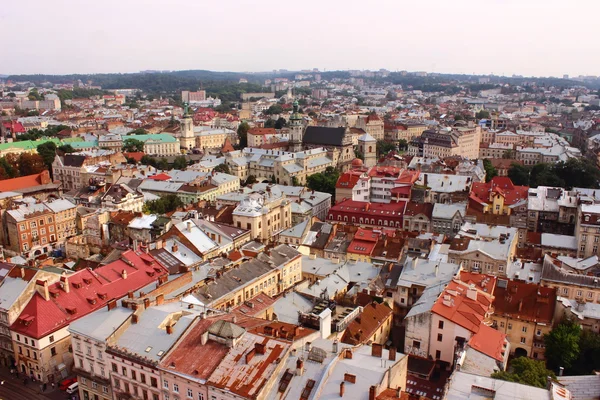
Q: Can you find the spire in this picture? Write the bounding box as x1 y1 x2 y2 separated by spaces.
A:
183 102 190 117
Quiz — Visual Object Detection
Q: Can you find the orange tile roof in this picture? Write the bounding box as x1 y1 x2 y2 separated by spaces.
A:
470 176 528 207
248 127 277 136
0 171 52 192
492 281 556 323
468 324 507 361
431 278 494 334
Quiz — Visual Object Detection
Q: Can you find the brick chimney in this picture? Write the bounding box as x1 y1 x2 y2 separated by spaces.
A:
344 373 356 384
143 298 150 309
60 275 70 293
340 381 345 397
369 385 377 400
156 294 164 305
107 299 117 311
132 314 139 324
122 269 128 280
166 324 173 335
371 343 383 358
388 347 397 361
296 358 304 376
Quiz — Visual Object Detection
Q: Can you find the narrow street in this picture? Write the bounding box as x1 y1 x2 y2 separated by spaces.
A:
0 367 73 400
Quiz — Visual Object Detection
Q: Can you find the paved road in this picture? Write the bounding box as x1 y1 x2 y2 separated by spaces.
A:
0 374 48 400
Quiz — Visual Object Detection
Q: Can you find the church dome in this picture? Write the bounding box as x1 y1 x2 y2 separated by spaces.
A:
352 158 364 168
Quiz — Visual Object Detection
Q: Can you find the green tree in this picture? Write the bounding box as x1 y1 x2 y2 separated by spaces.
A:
376 140 396 156
172 156 188 170
58 144 75 154
237 121 249 148
264 104 283 115
213 163 230 174
0 154 20 178
245 175 257 186
143 194 183 214
157 158 170 171
36 142 57 170
571 329 600 375
18 153 46 176
398 139 408 151
128 128 147 135
28 88 43 101
544 319 581 371
475 110 490 119
502 149 516 159
508 163 530 186
122 138 145 152
291 176 300 186
141 155 158 167
453 114 464 121
530 163 563 188
264 118 276 128
274 117 287 129
483 159 498 182
492 357 555 389
306 166 339 197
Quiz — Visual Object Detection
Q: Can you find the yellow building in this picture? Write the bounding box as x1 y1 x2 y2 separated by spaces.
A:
232 188 292 242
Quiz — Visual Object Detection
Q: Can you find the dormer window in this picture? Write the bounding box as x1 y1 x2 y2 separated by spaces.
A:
585 215 591 222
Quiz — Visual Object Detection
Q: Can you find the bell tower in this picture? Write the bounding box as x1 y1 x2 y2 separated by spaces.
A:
288 100 303 153
358 133 377 167
180 102 195 150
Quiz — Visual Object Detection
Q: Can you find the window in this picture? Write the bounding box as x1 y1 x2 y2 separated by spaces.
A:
131 370 137 381
163 380 169 390
438 321 444 330
150 377 158 388
437 333 443 342
413 340 420 349
92 382 98 389
140 373 146 384
522 326 527 333
87 346 92 356
122 367 127 377
173 383 179 393
50 347 56 356
81 377 87 385
520 337 526 344
49 335 54 343
536 329 542 336
500 321 505 328
100 366 105 377
435 350 441 359
97 349 103 359
112 363 118 373
188 388 193 398
103 386 109 394
508 323 512 330
198 394 204 400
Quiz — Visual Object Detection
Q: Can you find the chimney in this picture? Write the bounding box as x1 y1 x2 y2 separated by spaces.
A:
372 343 383 358
187 221 193 232
245 348 256 364
344 349 353 359
156 294 164 305
172 243 178 253
128 290 134 299
434 263 439 277
411 258 418 270
388 347 397 361
132 314 139 324
344 373 356 384
340 382 345 397
143 298 150 309
122 269 128 280
296 358 304 376
369 385 377 400
36 280 50 301
559 367 564 376
107 299 117 311
255 342 266 355
518 300 523 312
166 324 173 335
60 275 70 293
332 340 338 354
201 331 209 345
20 267 25 279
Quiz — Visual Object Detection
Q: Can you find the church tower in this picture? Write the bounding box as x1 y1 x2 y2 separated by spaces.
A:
288 100 304 153
180 102 195 150
358 133 377 167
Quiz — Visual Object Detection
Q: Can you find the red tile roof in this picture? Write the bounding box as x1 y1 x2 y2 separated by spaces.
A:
335 170 364 189
340 302 393 345
492 280 556 323
468 324 507 361
123 152 145 162
404 201 434 218
470 177 528 207
11 250 168 338
2 121 26 133
221 137 235 153
431 278 494 334
0 170 52 192
248 127 277 136
148 173 171 181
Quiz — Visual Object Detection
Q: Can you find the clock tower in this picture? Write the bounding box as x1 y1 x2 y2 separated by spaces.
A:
180 102 195 150
288 100 303 153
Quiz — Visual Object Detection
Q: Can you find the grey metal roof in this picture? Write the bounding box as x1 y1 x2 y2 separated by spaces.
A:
207 320 245 339
303 126 346 147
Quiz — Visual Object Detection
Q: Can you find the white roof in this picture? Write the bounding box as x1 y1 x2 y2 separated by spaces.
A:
541 233 577 250
0 276 30 311
175 220 219 254
445 371 551 400
128 214 158 230
432 203 466 219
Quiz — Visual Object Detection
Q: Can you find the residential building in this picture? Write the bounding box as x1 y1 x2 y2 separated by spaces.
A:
527 186 578 235
576 203 600 258
0 170 61 200
232 186 292 242
10 251 168 383
412 173 473 204
52 151 127 191
491 279 556 360
356 113 384 140
327 199 406 229
124 134 179 156
540 254 600 304
403 202 434 232
431 203 467 237
4 197 77 259
469 176 528 216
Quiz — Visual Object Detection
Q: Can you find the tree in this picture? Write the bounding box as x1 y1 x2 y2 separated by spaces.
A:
264 104 283 115
530 163 563 188
508 163 530 186
453 114 464 121
143 194 183 214
18 153 46 176
172 156 188 170
264 119 276 128
376 140 396 156
306 166 339 197
157 158 170 171
58 144 75 154
36 142 57 170
502 149 516 159
213 163 230 174
492 357 555 389
245 175 257 186
128 128 147 135
237 121 249 148
571 329 600 375
122 138 145 152
544 319 581 371
398 139 408 151
141 155 158 167
28 88 43 101
475 110 490 119
291 176 300 186
274 117 287 129
483 159 498 182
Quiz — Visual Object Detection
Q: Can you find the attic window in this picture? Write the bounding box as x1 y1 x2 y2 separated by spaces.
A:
49 289 59 298
83 278 92 285
72 282 82 289
145 346 152 353
87 297 97 305
98 292 107 300
157 350 164 357
66 307 77 315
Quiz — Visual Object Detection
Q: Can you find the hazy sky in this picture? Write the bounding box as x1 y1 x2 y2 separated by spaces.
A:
2 0 598 77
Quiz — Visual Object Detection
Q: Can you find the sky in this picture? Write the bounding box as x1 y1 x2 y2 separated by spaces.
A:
2 0 599 77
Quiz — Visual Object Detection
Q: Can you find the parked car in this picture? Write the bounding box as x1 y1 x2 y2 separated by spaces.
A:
59 377 77 391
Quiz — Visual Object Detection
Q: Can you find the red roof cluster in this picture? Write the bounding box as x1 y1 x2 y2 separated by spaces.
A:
248 127 277 136
0 170 52 192
2 121 26 134
11 250 168 338
470 176 528 207
492 280 556 323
